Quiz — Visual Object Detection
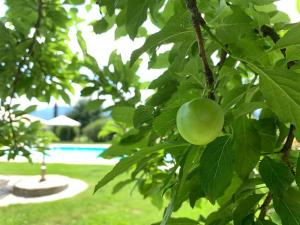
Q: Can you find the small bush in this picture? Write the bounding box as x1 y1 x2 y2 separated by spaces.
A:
55 126 77 141
73 135 91 143
82 118 108 142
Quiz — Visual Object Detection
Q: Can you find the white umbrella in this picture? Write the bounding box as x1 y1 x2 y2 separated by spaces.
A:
23 114 48 125
46 115 81 127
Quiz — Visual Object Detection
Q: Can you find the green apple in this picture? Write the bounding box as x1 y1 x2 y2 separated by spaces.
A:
176 98 224 145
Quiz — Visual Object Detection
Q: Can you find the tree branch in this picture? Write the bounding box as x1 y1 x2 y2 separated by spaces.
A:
258 192 272 220
217 49 227 71
7 0 44 152
260 24 296 171
185 0 215 99
281 124 296 174
261 25 296 172
258 24 297 219
259 124 296 219
184 14 296 221
9 0 43 100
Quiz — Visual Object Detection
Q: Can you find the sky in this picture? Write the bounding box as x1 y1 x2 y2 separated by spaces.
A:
0 0 300 110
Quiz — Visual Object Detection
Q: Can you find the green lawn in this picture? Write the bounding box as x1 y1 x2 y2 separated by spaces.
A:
0 163 215 225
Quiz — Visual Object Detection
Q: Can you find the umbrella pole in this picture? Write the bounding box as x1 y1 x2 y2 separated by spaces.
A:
40 153 46 182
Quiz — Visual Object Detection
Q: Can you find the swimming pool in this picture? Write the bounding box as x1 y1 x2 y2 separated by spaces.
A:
42 144 117 164
50 145 107 152
0 144 117 165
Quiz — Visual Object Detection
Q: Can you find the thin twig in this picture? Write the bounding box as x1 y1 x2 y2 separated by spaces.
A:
258 192 272 219
185 0 215 99
281 124 296 174
217 49 227 71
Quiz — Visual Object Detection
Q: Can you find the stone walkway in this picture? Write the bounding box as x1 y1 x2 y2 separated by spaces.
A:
0 175 87 207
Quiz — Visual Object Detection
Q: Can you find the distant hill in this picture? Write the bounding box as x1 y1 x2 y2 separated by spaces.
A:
30 106 73 120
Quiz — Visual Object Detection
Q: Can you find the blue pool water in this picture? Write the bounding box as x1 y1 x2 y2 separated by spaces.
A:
44 145 110 163
50 146 107 152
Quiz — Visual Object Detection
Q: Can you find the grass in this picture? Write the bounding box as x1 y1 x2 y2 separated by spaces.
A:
0 163 215 225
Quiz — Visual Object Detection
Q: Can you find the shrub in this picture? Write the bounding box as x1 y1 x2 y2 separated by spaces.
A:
55 126 77 142
82 118 108 142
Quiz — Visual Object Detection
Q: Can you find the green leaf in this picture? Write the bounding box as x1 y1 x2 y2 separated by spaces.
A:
85 99 104 111
231 102 267 119
94 143 188 192
274 23 300 49
126 0 149 39
100 0 115 16
66 0 85 5
147 80 178 106
153 108 177 136
254 118 277 153
149 51 170 69
60 91 71 104
152 218 199 225
286 45 300 61
231 37 270 65
120 127 149 145
188 175 205 209
218 174 243 205
92 18 109 34
215 7 253 44
170 37 195 73
112 179 132 194
175 146 202 210
251 66 300 129
271 11 290 24
130 13 193 64
273 187 300 225
221 85 247 111
100 143 135 159
15 105 37 117
255 219 277 225
81 86 97 96
161 196 175 225
76 31 87 56
23 105 37 114
199 136 234 202
233 194 264 225
296 153 300 189
206 204 234 225
133 105 154 129
259 157 294 196
232 117 260 179
111 106 135 126
251 0 277 5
